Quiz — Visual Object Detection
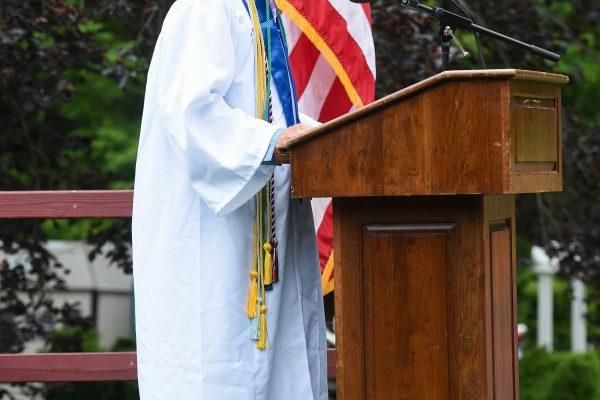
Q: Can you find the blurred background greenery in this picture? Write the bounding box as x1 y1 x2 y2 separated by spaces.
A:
1 0 600 399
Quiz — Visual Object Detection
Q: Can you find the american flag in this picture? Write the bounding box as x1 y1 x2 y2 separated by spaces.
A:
277 0 376 295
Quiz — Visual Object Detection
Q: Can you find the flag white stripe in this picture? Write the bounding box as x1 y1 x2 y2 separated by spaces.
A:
282 18 302 50
298 55 338 119
311 197 331 233
327 0 376 77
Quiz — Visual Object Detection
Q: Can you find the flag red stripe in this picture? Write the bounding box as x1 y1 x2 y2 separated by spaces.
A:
316 202 334 271
288 34 321 99
318 77 353 122
286 0 375 104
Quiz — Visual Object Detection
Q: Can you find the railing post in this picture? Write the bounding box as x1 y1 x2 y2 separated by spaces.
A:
571 277 587 353
531 245 558 351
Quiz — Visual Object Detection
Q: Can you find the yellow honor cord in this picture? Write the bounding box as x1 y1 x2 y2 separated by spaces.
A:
245 0 275 351
247 0 268 118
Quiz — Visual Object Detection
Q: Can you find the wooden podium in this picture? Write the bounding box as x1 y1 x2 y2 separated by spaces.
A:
285 70 569 400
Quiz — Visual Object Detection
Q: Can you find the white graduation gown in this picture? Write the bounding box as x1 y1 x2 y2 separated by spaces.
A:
131 0 327 399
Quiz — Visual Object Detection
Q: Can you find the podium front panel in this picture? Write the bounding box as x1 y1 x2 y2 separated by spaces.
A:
333 195 518 400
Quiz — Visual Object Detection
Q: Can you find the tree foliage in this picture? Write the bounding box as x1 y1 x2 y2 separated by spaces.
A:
0 1 171 397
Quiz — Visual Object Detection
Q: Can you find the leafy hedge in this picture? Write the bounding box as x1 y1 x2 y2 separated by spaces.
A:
520 349 600 400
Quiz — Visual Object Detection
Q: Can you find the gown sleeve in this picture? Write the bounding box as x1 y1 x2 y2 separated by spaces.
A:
155 0 280 216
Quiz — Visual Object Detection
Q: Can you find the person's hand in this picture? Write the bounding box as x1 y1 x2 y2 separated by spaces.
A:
275 124 311 150
274 124 311 164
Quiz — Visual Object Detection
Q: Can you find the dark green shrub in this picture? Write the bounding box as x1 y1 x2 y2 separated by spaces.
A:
545 352 600 400
520 349 600 400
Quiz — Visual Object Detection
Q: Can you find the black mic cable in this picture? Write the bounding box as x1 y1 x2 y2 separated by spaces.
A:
448 0 487 68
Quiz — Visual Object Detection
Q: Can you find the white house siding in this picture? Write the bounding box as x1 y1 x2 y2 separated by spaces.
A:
2 240 134 351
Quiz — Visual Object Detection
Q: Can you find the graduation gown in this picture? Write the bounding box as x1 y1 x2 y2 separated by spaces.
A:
131 0 327 399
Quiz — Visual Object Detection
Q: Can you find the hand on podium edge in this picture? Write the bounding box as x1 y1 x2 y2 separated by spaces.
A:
274 124 311 165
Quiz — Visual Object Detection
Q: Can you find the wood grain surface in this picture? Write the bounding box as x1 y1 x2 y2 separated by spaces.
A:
333 195 518 400
0 353 138 382
0 190 133 218
288 70 566 198
0 349 339 382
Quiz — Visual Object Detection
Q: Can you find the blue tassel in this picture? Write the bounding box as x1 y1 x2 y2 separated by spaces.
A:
250 315 260 341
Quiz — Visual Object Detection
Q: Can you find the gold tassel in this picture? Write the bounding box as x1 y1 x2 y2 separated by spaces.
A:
263 242 273 286
246 271 259 318
257 304 268 350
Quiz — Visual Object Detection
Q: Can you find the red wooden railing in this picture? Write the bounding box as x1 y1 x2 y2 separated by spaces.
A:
0 190 336 383
0 353 138 382
0 191 133 219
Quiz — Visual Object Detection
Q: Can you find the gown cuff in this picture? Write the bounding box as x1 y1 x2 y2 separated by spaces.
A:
261 128 285 165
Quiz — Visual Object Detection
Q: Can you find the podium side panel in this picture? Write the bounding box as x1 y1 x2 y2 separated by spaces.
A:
484 195 519 400
508 81 563 193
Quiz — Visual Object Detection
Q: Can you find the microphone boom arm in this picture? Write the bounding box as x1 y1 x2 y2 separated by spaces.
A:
398 0 560 62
